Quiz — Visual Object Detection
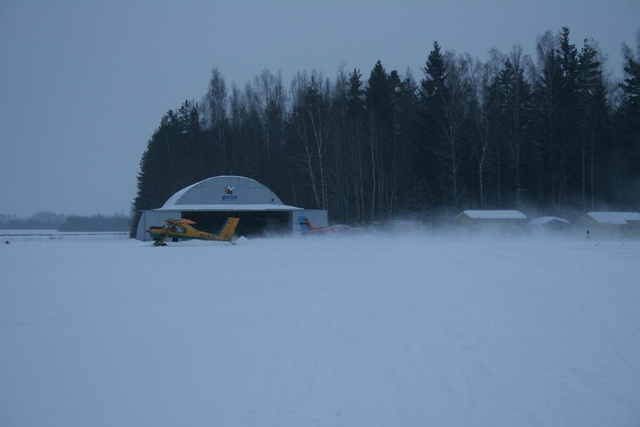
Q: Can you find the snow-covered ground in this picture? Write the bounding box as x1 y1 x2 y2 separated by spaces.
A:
1 231 639 426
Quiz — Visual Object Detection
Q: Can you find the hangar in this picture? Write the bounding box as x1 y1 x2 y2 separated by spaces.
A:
135 175 306 241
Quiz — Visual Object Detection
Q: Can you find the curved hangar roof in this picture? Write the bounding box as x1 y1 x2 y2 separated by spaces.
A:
158 175 302 212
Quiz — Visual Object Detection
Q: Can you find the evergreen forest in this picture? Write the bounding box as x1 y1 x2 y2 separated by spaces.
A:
131 28 640 235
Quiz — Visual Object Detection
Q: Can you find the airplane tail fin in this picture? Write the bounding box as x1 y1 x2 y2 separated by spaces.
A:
298 215 314 233
216 217 240 241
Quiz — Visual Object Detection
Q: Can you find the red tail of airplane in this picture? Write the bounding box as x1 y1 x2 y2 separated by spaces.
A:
298 216 315 233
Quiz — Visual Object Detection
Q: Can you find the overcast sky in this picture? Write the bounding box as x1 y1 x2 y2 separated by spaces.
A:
1 0 638 217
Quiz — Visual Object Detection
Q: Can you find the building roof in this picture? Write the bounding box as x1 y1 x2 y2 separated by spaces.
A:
529 216 570 226
582 212 640 225
157 176 302 212
457 210 527 220
156 203 302 212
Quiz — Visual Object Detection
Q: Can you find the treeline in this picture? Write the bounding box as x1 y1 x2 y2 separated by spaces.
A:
57 215 130 232
132 27 640 235
0 212 66 230
0 212 129 232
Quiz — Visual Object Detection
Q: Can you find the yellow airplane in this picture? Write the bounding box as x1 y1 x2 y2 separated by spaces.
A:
148 217 239 246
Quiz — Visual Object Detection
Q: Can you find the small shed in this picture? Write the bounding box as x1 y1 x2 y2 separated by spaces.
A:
528 216 570 231
455 210 527 232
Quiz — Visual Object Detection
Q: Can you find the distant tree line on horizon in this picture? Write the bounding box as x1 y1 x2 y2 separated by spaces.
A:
131 27 640 236
0 212 130 232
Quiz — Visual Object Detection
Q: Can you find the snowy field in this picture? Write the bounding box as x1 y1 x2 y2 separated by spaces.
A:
1 231 639 426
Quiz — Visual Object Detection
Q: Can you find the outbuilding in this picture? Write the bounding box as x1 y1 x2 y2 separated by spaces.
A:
136 176 306 241
528 216 570 231
580 211 640 238
455 210 528 232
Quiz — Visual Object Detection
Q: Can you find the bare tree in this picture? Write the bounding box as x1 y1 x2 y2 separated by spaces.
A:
203 68 229 173
288 72 330 210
